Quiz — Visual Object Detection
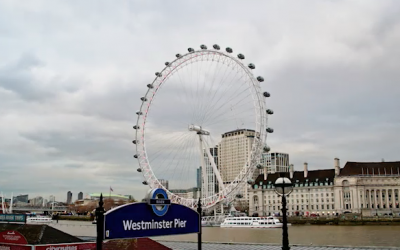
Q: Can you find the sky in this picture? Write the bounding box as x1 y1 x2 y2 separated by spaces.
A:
0 0 399 202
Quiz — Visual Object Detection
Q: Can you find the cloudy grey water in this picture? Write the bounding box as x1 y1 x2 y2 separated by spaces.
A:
52 221 400 247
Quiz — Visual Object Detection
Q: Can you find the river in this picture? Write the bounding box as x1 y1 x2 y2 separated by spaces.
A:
52 221 400 247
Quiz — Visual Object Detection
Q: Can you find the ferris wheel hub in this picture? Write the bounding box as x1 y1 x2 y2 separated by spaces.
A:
188 124 210 135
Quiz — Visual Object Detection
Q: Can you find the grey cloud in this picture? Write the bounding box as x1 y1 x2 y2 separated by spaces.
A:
1 0 400 200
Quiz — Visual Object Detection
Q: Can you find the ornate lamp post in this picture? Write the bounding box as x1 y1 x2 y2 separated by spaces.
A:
275 177 293 250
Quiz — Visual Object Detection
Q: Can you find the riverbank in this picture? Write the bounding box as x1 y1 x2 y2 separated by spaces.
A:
287 216 400 225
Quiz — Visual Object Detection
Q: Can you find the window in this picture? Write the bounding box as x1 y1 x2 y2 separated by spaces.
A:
327 205 330 209
332 204 334 209
311 205 314 209
316 205 319 209
321 205 324 209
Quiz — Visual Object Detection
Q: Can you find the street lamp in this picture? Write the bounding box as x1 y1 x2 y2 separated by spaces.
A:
275 177 293 250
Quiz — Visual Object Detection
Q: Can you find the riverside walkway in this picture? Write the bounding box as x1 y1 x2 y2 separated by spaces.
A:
156 241 400 250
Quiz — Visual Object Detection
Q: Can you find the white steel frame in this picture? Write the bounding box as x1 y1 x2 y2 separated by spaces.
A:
134 48 268 210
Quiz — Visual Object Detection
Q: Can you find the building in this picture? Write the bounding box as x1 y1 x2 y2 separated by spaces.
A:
78 192 83 200
334 160 400 215
249 162 335 216
202 146 219 199
218 129 259 208
14 194 28 203
29 196 44 207
260 152 291 175
67 191 72 204
249 159 400 217
218 129 258 183
159 179 169 190
196 167 202 189
169 187 200 200
88 193 129 201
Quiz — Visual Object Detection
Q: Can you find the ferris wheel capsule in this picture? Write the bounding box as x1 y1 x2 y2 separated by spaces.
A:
176 54 182 58
264 145 271 152
247 179 255 185
134 154 139 158
248 63 255 69
133 125 139 129
188 48 194 52
263 92 270 97
200 44 207 49
266 109 274 115
142 181 148 185
256 164 263 169
136 111 142 115
140 97 147 101
137 168 142 172
147 84 153 89
266 127 274 133
132 140 137 144
226 47 233 53
257 76 264 82
213 44 220 50
165 62 170 66
237 54 245 60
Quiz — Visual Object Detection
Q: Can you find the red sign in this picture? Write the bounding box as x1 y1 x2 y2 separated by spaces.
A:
34 243 96 250
0 243 32 250
0 231 28 245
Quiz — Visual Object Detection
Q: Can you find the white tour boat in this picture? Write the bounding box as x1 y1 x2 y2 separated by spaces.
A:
220 216 283 228
26 216 53 224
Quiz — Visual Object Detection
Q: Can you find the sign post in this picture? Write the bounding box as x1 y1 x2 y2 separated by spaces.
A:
95 194 105 250
96 188 200 247
197 198 202 250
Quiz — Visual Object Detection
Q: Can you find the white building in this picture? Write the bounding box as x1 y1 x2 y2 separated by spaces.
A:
260 152 291 178
202 146 218 199
249 162 335 216
218 129 258 209
334 159 400 215
249 159 400 217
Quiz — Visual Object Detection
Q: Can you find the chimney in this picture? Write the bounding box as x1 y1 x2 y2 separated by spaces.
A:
289 164 294 179
304 162 308 178
334 158 340 176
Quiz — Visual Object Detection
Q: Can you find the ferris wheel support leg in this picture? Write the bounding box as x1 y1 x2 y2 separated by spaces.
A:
198 135 208 199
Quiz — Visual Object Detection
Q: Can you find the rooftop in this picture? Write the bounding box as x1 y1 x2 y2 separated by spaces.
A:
339 161 400 176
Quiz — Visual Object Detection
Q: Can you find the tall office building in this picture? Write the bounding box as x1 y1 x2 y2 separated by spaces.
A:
218 129 259 208
218 129 258 182
202 146 219 198
196 167 202 189
78 192 83 200
67 191 72 204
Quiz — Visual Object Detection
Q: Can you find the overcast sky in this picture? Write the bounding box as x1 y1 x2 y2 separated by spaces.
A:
0 0 399 202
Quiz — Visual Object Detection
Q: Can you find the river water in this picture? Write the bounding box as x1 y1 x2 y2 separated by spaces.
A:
52 221 400 247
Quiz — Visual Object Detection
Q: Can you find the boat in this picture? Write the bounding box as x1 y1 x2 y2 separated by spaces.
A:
26 216 53 224
220 216 284 228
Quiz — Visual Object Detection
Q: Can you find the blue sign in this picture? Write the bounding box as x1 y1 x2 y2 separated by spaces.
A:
103 189 200 240
0 214 26 223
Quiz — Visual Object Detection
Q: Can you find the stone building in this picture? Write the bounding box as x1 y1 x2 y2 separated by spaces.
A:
334 160 400 215
249 159 400 217
249 162 335 216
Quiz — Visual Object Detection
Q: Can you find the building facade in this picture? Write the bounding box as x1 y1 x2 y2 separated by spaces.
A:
159 179 169 190
202 146 218 199
249 162 335 216
249 159 400 217
334 160 400 215
78 192 83 200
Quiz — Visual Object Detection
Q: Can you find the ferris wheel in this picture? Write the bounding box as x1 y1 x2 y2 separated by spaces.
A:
133 44 273 210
